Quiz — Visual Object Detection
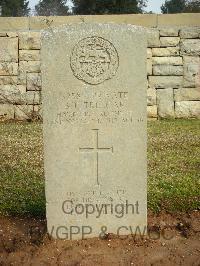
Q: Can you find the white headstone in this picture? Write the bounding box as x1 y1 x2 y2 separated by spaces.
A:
42 23 147 240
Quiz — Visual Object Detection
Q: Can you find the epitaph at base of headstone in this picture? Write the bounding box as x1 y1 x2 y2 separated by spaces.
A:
42 23 147 240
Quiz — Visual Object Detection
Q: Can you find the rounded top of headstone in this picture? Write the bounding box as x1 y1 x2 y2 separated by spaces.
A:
41 22 147 40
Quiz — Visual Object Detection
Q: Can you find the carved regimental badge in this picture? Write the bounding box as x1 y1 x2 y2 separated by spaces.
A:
70 36 119 85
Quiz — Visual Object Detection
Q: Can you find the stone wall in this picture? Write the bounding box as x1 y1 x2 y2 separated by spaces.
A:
0 14 200 120
0 31 41 120
147 27 200 119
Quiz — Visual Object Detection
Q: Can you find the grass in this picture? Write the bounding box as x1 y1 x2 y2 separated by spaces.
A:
0 120 199 217
148 120 200 212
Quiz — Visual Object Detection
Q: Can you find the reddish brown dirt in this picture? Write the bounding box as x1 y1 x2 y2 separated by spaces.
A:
0 211 200 266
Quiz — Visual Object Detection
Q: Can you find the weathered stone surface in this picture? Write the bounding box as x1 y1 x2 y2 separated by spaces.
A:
0 32 7 37
18 61 41 84
0 37 18 62
153 65 183 76
180 27 200 39
14 104 39 120
0 85 40 105
19 50 40 61
159 27 179 37
147 29 160 47
7 32 18 38
149 76 183 88
183 55 200 64
152 57 183 65
19 31 41 50
27 73 42 91
18 69 26 85
25 91 41 105
0 17 29 31
175 101 200 118
0 104 14 120
0 76 18 85
0 85 26 104
42 23 147 240
147 59 152 75
147 105 157 118
183 56 200 88
147 48 152 59
152 47 179 57
147 88 156 106
19 61 41 73
157 13 200 27
174 88 200 101
160 37 180 47
0 62 18 75
180 39 200 56
157 88 174 118
29 14 158 30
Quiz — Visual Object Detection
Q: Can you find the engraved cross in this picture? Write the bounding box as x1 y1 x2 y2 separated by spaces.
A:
79 129 113 186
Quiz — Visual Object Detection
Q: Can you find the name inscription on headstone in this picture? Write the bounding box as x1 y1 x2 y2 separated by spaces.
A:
53 90 142 125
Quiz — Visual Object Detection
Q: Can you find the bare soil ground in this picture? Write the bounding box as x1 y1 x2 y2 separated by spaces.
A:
0 211 199 266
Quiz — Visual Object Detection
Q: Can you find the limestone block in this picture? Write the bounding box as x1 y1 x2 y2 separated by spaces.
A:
180 27 200 39
0 17 29 31
152 47 179 57
159 27 179 37
157 13 200 27
147 105 157 118
19 31 41 50
175 101 200 118
29 16 55 30
0 32 7 37
153 65 183 76
0 104 14 120
147 88 156 106
160 37 180 47
7 32 18 38
14 104 39 120
157 88 174 118
25 91 41 105
152 57 183 65
149 76 183 88
147 48 152 59
19 50 40 61
183 56 200 87
19 61 41 73
0 37 18 62
147 29 160 47
0 85 41 105
18 69 27 85
18 61 41 84
27 73 42 91
147 59 152 75
0 76 18 85
180 39 200 56
0 62 18 75
174 88 200 101
184 55 200 64
29 14 157 30
0 85 26 104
